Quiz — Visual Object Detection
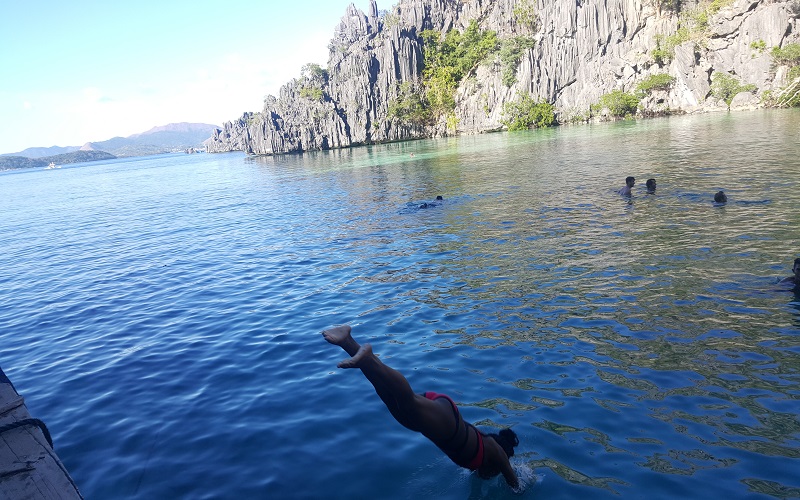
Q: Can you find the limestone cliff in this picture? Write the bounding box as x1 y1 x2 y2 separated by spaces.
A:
207 0 799 154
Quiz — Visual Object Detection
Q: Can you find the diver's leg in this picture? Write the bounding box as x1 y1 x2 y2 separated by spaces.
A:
323 326 417 421
322 325 361 359
323 326 453 436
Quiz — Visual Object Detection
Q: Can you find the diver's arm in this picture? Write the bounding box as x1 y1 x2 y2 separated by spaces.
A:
484 437 519 489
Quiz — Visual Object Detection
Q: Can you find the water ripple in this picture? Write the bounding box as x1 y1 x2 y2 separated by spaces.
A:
1 112 799 499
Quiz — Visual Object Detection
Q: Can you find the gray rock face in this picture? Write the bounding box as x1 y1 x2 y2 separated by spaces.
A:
207 0 799 154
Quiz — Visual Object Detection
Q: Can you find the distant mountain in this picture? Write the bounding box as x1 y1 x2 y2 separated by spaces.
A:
2 145 82 158
0 150 117 171
2 122 219 158
131 123 216 137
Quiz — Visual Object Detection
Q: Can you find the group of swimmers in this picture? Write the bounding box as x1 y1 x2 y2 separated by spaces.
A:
617 176 656 196
615 177 798 288
616 176 727 203
321 183 797 492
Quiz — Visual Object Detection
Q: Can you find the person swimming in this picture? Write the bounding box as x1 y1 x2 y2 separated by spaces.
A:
714 191 727 203
418 195 444 209
617 176 635 196
322 325 520 489
646 178 656 194
779 258 800 286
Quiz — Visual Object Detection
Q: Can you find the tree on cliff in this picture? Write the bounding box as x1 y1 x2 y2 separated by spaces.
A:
299 63 329 101
710 72 757 110
650 0 682 15
501 93 555 130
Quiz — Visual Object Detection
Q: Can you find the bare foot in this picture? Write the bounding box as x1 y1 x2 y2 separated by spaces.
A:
322 325 352 345
338 343 372 369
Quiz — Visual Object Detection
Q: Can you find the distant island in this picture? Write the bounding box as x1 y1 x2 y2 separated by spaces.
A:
0 150 117 171
1 122 219 171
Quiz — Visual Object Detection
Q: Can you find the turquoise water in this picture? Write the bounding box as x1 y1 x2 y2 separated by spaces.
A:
1 110 799 499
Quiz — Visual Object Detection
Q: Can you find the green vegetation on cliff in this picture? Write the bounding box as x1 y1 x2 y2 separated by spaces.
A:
500 36 536 87
651 0 735 64
770 80 800 108
298 63 329 101
710 72 756 109
391 20 539 127
650 0 681 13
501 92 555 130
388 21 502 127
420 21 499 117
512 0 538 32
765 43 800 107
771 43 800 66
636 73 676 96
387 82 430 125
591 90 640 118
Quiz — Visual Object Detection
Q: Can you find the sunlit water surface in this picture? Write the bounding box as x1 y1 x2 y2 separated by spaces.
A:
1 110 799 499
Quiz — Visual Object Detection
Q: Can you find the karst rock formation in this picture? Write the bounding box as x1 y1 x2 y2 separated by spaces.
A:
207 0 798 155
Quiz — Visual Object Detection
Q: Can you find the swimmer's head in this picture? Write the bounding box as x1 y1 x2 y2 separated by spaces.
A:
646 178 656 192
486 428 519 458
625 176 635 187
714 191 727 203
436 195 443 201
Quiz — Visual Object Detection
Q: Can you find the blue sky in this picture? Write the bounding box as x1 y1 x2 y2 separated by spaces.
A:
0 0 369 154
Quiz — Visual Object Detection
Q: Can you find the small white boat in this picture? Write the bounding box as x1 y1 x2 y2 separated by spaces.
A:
46 162 57 169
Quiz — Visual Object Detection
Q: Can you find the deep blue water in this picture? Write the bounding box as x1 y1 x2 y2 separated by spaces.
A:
1 110 799 499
